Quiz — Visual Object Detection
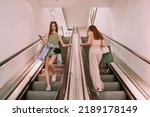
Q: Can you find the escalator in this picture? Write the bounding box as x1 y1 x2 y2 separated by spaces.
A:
20 39 69 100
97 66 127 100
81 37 129 100
5 33 147 100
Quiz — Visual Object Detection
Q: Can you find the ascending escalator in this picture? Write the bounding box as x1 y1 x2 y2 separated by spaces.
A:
97 66 127 100
81 37 129 100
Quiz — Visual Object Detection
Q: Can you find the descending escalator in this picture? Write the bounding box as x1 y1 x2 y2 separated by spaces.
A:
81 37 128 100
25 64 65 100
20 38 69 100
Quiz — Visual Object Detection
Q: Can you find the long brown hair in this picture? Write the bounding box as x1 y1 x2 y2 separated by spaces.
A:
48 21 58 36
88 25 103 40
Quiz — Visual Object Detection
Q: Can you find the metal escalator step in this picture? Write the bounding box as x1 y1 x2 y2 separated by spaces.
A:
53 64 64 69
61 48 68 51
26 91 57 100
97 91 126 100
61 53 66 55
31 81 60 91
101 74 116 82
55 60 65 63
100 69 112 74
36 74 62 82
104 82 120 91
54 61 65 64
57 54 66 57
41 69 64 75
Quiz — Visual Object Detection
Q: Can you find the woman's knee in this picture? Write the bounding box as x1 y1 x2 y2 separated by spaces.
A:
48 62 54 68
45 63 49 69
45 57 50 69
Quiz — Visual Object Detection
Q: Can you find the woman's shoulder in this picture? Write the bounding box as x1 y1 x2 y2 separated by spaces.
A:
88 31 94 36
88 31 93 34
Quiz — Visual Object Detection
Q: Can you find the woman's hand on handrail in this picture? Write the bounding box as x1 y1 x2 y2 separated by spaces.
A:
64 44 72 47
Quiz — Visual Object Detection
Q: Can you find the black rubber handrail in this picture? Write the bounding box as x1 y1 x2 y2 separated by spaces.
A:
77 28 86 99
0 35 44 66
56 28 74 100
104 34 150 64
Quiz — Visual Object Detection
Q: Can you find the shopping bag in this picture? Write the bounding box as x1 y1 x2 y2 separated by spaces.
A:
100 46 113 73
102 46 109 54
35 44 50 61
100 46 113 64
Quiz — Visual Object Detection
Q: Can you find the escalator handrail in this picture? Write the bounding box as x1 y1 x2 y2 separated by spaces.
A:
56 28 74 100
75 28 89 99
103 34 150 64
0 35 45 66
109 62 150 99
6 61 43 100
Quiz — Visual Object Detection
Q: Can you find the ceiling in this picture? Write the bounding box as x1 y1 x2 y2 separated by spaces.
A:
39 0 110 7
39 0 110 29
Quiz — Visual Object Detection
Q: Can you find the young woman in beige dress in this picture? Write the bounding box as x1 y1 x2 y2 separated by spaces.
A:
81 25 105 91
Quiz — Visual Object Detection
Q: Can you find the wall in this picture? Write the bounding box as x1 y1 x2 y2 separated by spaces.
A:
51 7 68 36
0 0 49 88
94 0 150 84
63 7 89 29
39 7 70 37
0 0 38 62
39 7 51 36
94 7 112 36
109 0 150 59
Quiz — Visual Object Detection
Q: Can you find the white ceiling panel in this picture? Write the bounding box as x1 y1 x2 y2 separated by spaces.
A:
39 0 110 29
63 7 89 29
39 0 110 7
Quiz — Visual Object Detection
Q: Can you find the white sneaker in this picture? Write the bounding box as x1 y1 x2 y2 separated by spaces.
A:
51 74 56 82
96 88 103 92
96 83 104 92
46 85 51 91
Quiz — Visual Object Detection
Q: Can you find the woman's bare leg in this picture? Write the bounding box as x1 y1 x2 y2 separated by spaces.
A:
48 55 57 82
45 57 50 90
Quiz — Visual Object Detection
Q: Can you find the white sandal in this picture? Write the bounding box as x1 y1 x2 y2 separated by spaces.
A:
46 85 51 91
51 74 56 82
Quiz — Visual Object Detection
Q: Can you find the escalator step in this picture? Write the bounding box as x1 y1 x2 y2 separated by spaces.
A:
54 61 65 64
41 69 64 75
26 91 57 100
97 91 126 100
53 64 65 69
100 69 112 74
31 81 60 91
104 82 120 91
101 74 116 82
36 74 62 82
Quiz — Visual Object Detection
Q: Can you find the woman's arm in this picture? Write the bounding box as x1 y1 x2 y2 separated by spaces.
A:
80 31 93 46
42 34 48 44
58 34 71 47
36 34 49 55
100 39 106 47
